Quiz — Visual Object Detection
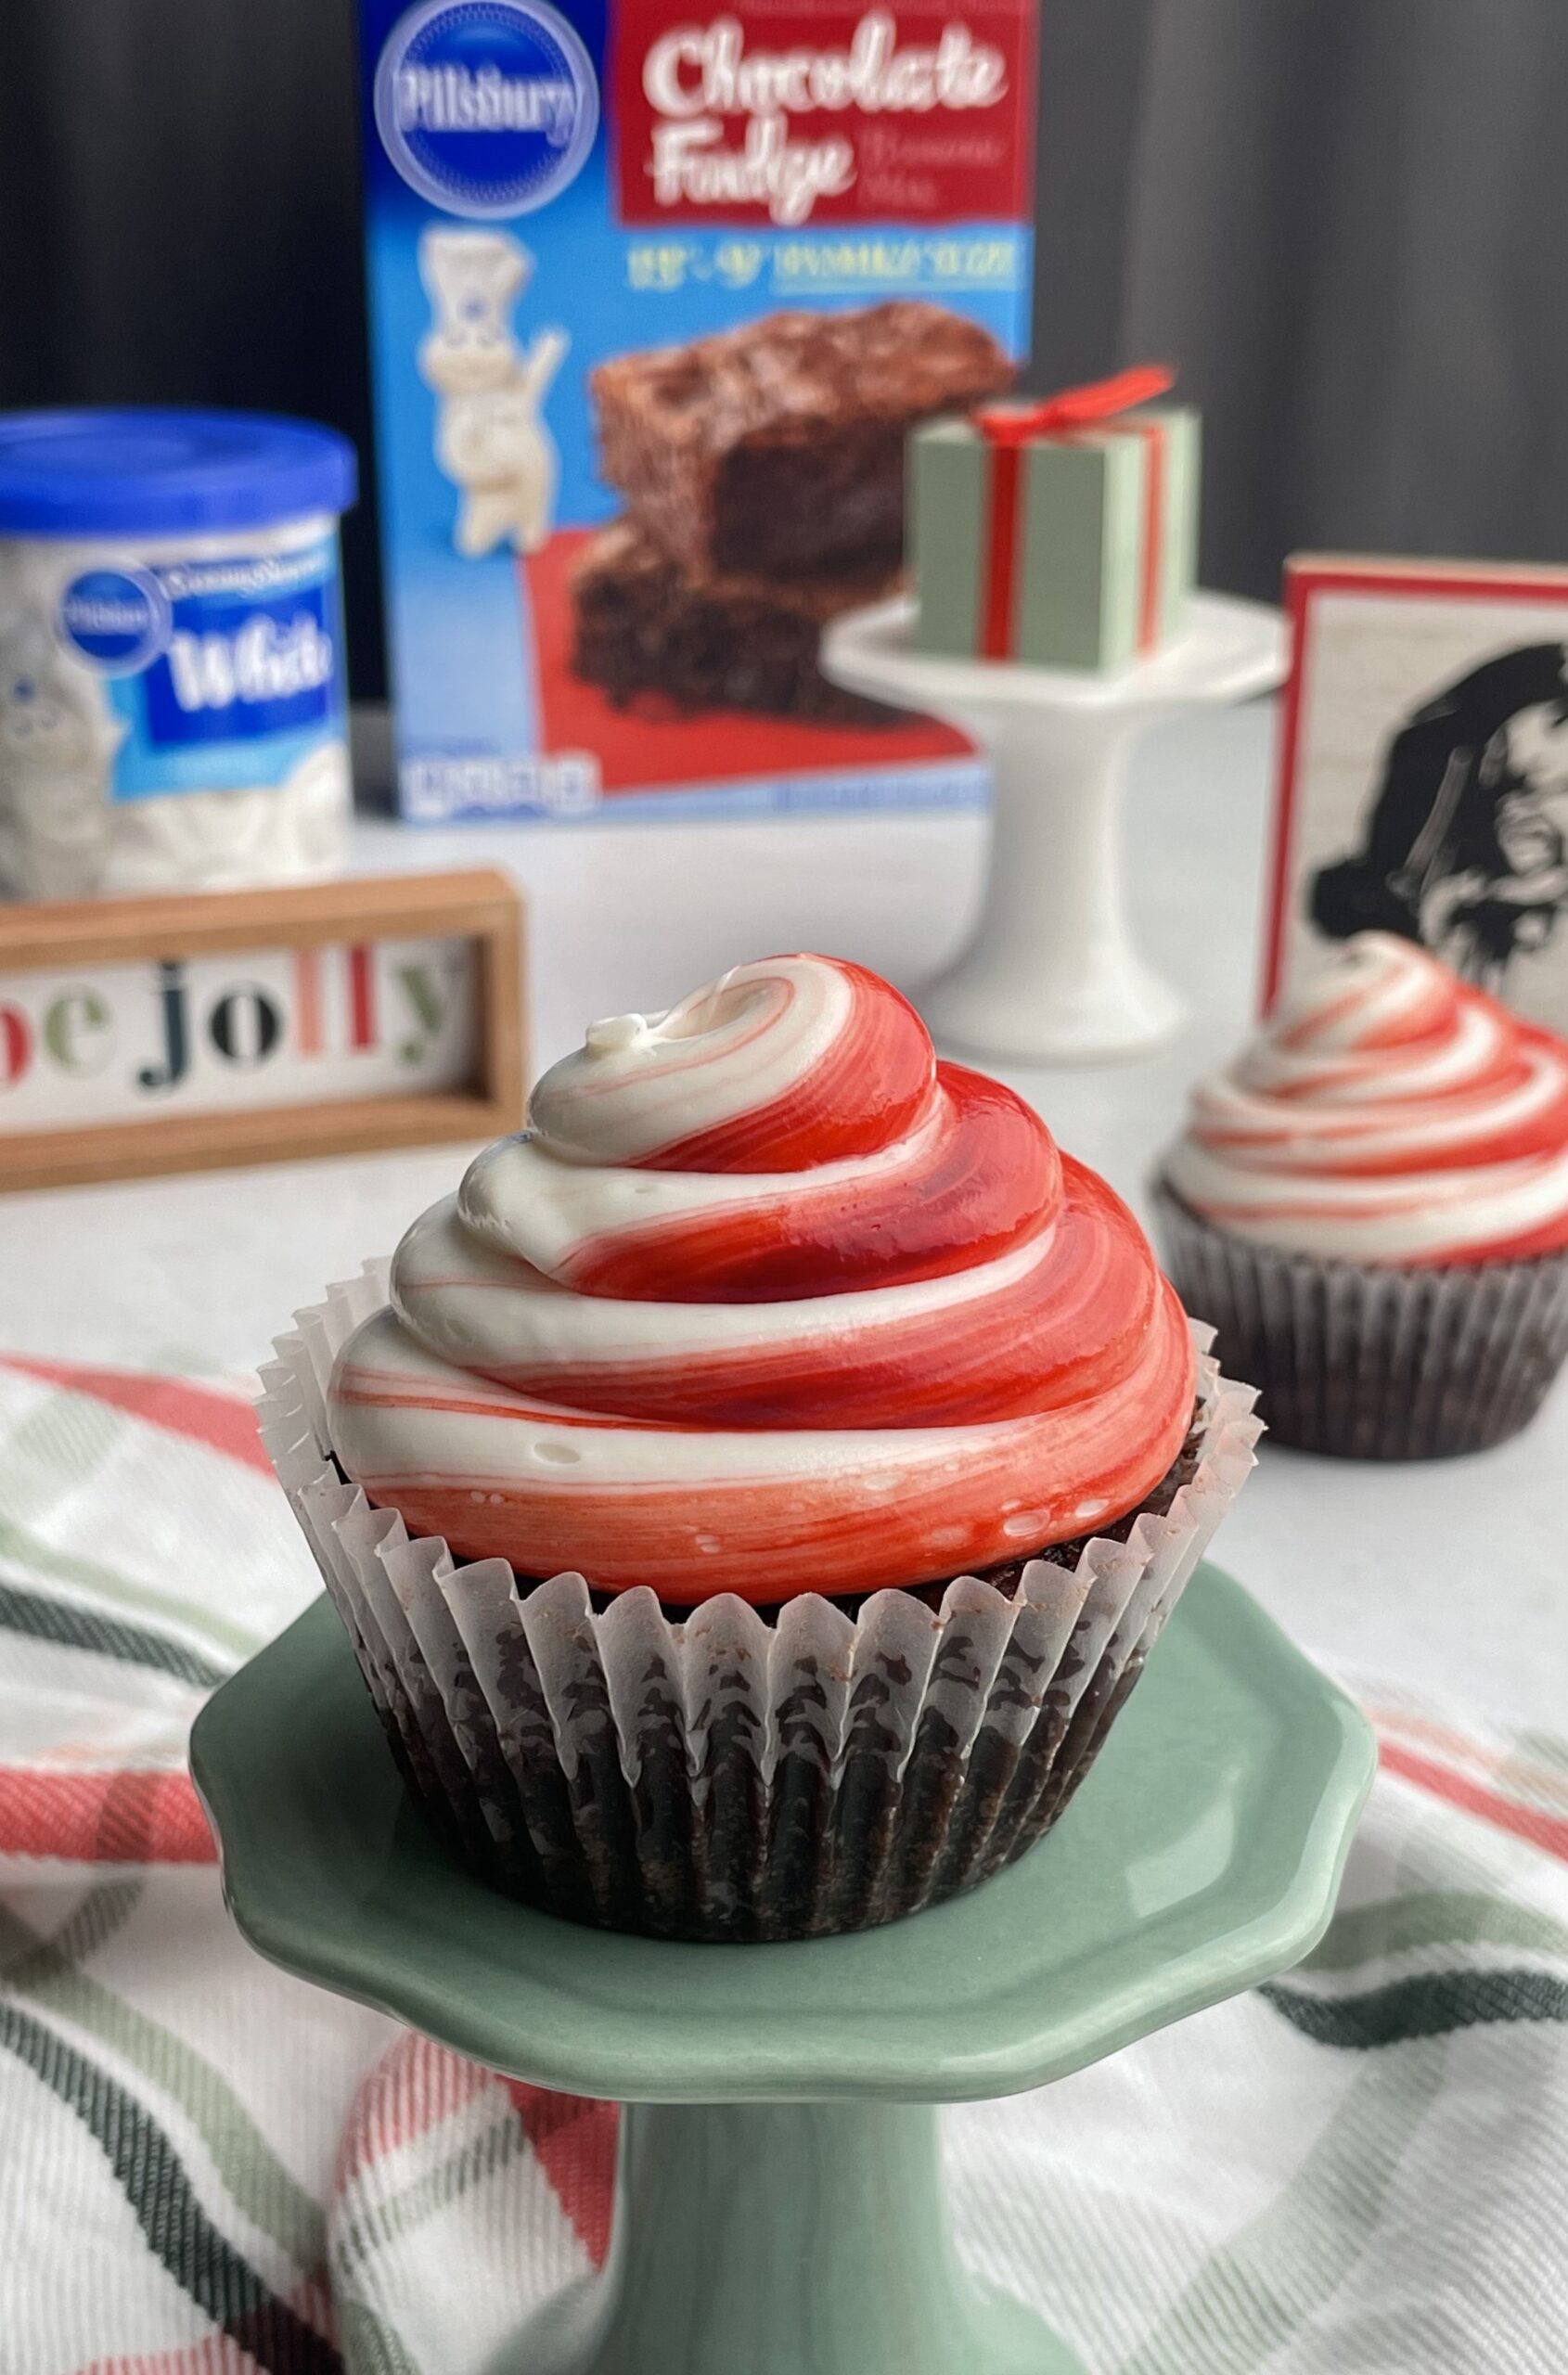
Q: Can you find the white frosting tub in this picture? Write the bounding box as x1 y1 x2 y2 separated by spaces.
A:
0 408 356 900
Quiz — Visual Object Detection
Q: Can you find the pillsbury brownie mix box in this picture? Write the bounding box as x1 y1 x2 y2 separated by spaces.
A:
356 0 1037 820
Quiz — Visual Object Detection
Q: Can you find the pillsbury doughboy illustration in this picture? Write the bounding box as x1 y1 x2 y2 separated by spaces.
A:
418 227 569 558
0 612 122 898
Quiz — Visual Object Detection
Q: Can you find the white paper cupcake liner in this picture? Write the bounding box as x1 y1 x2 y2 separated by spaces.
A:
257 1265 1261 1940
1154 1182 1568 1461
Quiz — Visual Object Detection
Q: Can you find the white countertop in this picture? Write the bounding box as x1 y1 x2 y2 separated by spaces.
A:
4 701 1558 1723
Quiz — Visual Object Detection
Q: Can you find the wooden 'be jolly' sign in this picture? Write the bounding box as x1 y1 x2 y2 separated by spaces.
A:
0 870 525 1191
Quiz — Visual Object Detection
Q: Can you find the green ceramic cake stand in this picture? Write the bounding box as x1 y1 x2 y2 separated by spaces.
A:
190 1562 1373 2375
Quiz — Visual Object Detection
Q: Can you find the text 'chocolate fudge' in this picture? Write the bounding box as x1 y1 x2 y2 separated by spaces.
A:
590 301 1016 583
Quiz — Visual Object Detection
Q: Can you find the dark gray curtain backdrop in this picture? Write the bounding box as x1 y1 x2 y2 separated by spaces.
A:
4 0 1567 698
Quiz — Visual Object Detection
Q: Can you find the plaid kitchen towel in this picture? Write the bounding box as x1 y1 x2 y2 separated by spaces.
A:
1 1351 1566 2375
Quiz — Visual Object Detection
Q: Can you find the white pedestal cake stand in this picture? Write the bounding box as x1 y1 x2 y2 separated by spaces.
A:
820 594 1288 1065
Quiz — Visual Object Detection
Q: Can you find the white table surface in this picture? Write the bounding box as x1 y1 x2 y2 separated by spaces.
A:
4 700 1560 1725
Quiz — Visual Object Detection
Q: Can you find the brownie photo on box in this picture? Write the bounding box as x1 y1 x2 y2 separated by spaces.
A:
570 519 902 725
573 300 1016 724
591 301 1015 583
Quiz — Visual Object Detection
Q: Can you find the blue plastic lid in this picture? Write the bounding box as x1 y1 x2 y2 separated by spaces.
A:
0 408 357 537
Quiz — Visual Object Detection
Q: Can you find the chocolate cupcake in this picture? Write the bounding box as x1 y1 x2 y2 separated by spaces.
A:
261 956 1259 1940
1154 932 1568 1460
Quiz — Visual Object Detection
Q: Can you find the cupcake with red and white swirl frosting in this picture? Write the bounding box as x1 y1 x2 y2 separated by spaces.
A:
329 953 1202 1602
262 955 1259 1941
1156 932 1568 1457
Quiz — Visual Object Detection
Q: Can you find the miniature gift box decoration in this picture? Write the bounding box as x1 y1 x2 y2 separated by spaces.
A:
908 366 1202 673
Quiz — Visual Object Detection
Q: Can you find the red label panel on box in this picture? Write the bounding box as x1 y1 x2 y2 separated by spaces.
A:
613 0 1036 226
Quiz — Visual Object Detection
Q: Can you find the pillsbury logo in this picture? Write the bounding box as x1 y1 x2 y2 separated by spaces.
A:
375 0 599 219
58 567 171 674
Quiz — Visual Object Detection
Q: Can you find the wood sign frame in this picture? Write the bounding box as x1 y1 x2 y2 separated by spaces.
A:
0 870 525 1192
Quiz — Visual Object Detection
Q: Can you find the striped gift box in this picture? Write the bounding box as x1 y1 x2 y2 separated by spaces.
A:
910 366 1202 673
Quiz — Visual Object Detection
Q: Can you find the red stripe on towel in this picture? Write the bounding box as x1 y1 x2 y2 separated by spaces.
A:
1379 1740 1568 1865
0 1767 215 1866
0 1355 270 1474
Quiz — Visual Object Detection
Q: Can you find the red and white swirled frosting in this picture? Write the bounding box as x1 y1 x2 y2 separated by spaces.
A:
328 955 1194 1603
1164 933 1568 1266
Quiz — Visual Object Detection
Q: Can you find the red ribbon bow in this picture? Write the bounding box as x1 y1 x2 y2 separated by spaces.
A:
973 364 1177 449
971 366 1178 661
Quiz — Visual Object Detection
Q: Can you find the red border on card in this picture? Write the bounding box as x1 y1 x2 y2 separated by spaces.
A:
1260 557 1568 1014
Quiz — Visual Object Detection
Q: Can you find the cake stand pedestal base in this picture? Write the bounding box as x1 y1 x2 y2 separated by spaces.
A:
191 1566 1373 2375
511 2100 1070 2375
821 595 1288 1065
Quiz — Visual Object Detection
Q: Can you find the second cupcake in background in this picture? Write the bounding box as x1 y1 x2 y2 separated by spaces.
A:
263 954 1259 1943
1155 932 1568 1459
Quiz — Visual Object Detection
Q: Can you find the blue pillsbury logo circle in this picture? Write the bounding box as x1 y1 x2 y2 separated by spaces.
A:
57 566 171 674
375 0 599 219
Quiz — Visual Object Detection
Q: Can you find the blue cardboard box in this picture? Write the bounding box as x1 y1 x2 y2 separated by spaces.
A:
357 0 1038 822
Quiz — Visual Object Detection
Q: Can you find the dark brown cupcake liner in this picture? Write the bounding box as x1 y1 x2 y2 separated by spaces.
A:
260 1265 1260 1943
1152 1180 1568 1461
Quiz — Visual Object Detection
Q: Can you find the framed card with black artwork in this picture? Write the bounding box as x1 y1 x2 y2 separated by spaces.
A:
1264 556 1568 1026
